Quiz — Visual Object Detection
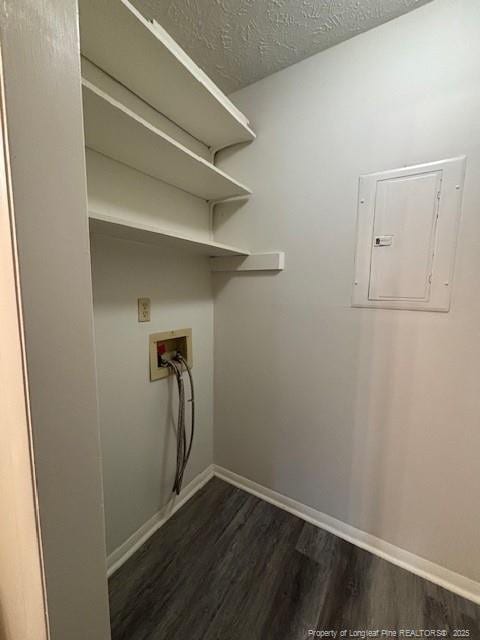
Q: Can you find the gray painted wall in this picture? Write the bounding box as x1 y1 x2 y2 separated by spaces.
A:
90 234 214 554
214 0 480 582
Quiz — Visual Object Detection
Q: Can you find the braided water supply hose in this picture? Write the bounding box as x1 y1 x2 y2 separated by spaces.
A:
163 353 195 495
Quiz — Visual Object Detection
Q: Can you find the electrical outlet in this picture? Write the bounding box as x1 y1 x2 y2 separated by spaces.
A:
138 298 151 322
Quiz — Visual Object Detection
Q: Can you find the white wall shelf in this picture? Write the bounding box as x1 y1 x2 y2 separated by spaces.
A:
89 212 250 258
210 253 285 272
82 1 284 273
79 0 255 150
82 80 251 202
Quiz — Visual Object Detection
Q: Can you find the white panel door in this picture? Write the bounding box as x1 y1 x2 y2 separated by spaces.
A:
368 171 441 301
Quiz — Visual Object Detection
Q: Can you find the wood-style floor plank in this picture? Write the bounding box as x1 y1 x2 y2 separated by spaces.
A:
109 478 480 640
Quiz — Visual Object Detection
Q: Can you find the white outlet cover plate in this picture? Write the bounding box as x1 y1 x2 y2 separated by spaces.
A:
138 297 151 322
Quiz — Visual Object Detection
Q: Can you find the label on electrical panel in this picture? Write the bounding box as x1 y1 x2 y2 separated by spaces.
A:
374 235 393 247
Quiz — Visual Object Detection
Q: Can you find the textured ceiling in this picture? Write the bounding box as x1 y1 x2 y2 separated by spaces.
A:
133 0 434 94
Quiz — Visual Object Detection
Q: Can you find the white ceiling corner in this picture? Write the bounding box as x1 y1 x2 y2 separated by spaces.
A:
132 0 435 94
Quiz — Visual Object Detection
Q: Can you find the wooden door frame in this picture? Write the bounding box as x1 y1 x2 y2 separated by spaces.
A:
0 43 49 640
0 2 111 638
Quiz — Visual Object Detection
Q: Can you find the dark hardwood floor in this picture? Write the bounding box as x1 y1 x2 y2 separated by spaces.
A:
109 478 480 639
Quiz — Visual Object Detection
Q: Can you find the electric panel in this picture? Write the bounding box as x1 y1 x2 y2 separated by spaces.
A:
352 157 466 312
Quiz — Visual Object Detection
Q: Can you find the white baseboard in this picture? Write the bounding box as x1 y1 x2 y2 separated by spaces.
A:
107 462 480 606
214 465 480 606
107 464 214 577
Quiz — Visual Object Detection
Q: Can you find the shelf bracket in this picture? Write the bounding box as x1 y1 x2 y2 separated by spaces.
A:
208 195 249 239
210 252 285 272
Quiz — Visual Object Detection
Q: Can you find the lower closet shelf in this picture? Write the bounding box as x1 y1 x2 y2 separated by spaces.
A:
89 213 250 257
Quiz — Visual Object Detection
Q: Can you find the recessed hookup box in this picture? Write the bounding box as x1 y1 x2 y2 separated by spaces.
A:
149 328 193 381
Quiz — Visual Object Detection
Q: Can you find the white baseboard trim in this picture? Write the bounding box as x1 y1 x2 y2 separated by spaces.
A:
107 464 214 577
214 465 480 606
107 462 480 605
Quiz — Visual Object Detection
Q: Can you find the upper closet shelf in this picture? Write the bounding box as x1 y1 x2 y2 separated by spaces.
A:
79 0 255 151
82 79 251 202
